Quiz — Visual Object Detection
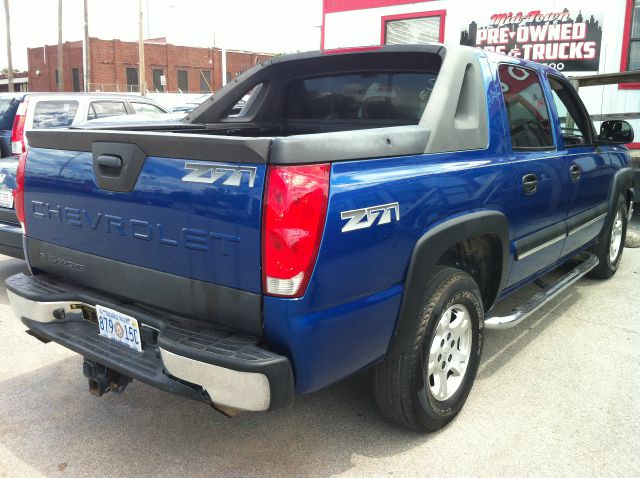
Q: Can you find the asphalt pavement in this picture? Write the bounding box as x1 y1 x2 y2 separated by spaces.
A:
0 216 639 477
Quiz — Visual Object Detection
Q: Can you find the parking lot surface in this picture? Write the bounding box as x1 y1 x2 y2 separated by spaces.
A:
1 216 639 477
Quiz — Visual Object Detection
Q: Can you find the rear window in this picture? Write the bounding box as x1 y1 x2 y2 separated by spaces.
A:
0 98 19 130
32 100 79 129
283 72 438 123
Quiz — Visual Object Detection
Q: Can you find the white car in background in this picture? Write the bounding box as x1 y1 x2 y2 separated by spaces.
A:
10 93 168 155
171 94 212 113
171 93 251 115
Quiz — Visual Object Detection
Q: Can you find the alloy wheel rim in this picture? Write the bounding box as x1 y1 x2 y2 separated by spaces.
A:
609 210 624 264
427 304 472 402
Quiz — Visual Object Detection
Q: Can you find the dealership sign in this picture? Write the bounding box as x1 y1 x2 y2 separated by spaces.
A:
460 9 603 71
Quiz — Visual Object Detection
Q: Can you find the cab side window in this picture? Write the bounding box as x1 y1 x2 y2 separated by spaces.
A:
547 76 593 147
498 64 554 150
88 101 128 120
131 102 166 114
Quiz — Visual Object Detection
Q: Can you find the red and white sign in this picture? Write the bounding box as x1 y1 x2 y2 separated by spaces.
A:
460 8 603 71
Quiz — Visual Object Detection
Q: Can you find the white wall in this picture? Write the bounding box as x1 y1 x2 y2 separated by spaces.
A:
324 1 447 49
324 0 640 138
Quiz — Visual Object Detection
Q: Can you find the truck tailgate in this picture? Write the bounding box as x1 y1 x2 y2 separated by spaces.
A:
22 130 271 334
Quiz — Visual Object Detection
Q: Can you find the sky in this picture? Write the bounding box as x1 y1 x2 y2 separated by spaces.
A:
0 0 324 71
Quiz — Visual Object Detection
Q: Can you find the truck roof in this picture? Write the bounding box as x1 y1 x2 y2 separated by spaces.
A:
186 43 562 126
181 43 489 155
45 43 568 166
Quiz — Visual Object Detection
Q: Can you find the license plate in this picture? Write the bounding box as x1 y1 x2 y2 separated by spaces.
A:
96 305 142 352
0 188 13 209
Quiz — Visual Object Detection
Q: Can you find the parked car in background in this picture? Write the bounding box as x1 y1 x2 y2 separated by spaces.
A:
0 93 27 258
171 93 248 115
0 93 24 158
82 111 188 128
171 93 212 113
0 94 28 257
8 93 168 156
0 156 21 258
0 93 168 259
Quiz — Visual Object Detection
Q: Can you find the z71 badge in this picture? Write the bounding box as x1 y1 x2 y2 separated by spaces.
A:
182 162 257 187
341 202 400 233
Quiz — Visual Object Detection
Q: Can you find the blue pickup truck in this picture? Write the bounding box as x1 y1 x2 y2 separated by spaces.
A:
6 45 635 432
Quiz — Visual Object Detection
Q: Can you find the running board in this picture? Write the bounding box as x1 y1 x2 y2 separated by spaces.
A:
485 252 599 330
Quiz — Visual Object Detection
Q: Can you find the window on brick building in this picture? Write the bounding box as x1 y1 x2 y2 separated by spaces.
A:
153 69 165 92
200 70 211 93
178 70 189 92
126 68 139 92
55 70 59 86
72 68 81 92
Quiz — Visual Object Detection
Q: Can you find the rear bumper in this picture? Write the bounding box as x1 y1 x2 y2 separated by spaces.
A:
7 273 294 411
0 222 23 259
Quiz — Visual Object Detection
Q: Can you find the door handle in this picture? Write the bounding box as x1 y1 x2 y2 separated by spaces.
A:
96 154 123 177
92 142 145 193
522 173 538 195
570 164 581 182
97 154 123 169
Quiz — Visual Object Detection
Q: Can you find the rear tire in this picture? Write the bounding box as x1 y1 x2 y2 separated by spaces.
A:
372 266 483 432
588 194 628 279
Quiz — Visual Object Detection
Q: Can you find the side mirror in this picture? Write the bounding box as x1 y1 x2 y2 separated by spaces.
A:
599 120 634 145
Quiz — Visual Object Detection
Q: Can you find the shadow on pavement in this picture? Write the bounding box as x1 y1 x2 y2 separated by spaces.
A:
0 356 432 477
478 289 580 379
0 256 28 303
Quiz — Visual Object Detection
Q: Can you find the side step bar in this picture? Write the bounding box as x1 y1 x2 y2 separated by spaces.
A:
485 252 599 330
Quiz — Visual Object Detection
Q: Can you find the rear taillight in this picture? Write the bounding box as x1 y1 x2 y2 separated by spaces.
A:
11 98 28 155
262 164 330 298
14 151 27 231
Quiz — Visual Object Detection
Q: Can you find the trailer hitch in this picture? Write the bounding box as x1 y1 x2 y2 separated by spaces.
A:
82 360 132 397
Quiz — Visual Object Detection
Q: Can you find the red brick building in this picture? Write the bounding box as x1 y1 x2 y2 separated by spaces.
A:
0 71 29 92
27 37 272 93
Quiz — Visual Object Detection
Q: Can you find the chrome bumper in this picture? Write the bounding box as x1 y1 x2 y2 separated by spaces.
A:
160 348 271 411
7 275 293 412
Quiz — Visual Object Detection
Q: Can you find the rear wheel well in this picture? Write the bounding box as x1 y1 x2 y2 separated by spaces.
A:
436 234 502 311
